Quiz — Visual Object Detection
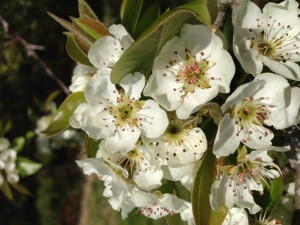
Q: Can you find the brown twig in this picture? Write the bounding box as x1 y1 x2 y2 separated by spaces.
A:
0 14 70 95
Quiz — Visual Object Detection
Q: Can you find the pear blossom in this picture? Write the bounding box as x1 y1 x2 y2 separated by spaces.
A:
143 114 207 167
213 73 296 156
127 190 189 219
180 202 195 225
144 24 235 119
88 24 134 69
69 64 96 93
233 0 300 80
70 70 168 152
210 146 284 214
222 207 249 225
98 141 163 191
0 137 19 185
76 157 136 218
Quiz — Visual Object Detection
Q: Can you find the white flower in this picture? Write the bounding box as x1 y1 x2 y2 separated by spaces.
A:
88 24 134 69
144 24 235 119
180 202 195 225
222 207 249 225
69 64 96 93
213 73 292 156
144 115 207 167
127 190 189 219
98 141 163 191
210 146 283 214
233 0 300 80
70 70 168 152
76 158 136 219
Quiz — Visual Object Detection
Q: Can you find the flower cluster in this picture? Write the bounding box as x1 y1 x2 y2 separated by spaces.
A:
58 0 300 224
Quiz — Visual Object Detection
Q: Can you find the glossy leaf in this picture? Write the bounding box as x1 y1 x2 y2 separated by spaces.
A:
179 0 218 26
48 12 92 53
72 16 109 40
0 180 13 201
85 136 101 158
111 8 207 84
17 157 42 177
192 147 228 225
78 0 98 20
64 32 92 66
134 2 160 37
121 0 144 37
43 92 85 136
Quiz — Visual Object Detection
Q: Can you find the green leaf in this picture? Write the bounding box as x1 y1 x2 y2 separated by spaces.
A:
12 137 25 153
72 16 109 40
111 8 207 84
134 2 160 37
43 92 85 136
192 148 228 225
268 177 284 212
165 213 188 225
48 12 92 53
78 0 99 20
64 32 92 66
0 180 13 201
121 0 144 37
16 157 42 177
11 182 31 195
85 136 101 158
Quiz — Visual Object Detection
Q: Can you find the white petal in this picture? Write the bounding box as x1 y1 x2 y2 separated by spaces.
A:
222 207 249 225
104 126 141 152
119 72 145 100
88 36 123 68
176 87 219 119
133 169 163 191
0 138 10 151
109 24 134 50
138 100 168 138
213 114 240 156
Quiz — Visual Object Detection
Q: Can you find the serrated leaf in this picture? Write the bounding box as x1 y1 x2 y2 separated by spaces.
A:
192 147 228 225
64 32 92 66
111 8 208 84
11 182 31 195
179 0 218 26
134 2 160 37
1 180 13 201
16 157 42 177
43 92 85 136
78 0 98 20
72 16 109 40
48 12 92 53
85 136 100 158
121 0 144 37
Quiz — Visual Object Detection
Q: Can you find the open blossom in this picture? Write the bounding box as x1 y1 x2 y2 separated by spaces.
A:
213 73 296 156
144 24 235 119
210 146 284 214
70 70 168 152
143 114 207 167
233 0 300 80
222 207 249 225
127 190 189 219
88 24 134 69
69 64 96 93
0 137 19 185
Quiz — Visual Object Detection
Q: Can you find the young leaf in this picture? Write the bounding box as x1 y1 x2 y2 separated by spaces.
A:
121 0 144 37
179 0 218 26
192 147 228 225
48 12 92 52
267 177 284 212
85 136 101 158
16 157 42 177
43 92 85 136
0 181 13 201
78 0 99 20
72 16 109 41
12 137 26 153
11 182 31 195
134 2 160 37
111 8 207 84
64 32 92 66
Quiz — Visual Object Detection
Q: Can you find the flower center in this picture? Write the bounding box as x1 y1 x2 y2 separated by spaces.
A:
110 94 144 127
163 118 192 146
176 50 211 93
249 17 300 62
